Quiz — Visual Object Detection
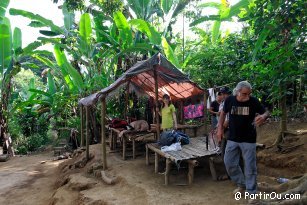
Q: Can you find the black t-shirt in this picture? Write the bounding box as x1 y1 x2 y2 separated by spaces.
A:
223 96 265 143
210 101 220 117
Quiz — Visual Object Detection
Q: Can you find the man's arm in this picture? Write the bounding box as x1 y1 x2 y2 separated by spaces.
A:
254 111 269 126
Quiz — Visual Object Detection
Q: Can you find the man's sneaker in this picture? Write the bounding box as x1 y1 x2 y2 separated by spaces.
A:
233 187 245 195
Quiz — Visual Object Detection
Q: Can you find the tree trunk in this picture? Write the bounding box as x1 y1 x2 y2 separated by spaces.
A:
277 85 288 144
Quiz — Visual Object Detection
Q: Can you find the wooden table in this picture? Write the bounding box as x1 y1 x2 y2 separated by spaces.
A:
146 137 216 185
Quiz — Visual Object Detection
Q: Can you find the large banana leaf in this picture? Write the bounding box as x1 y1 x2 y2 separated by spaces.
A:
22 41 43 54
32 53 57 69
0 22 12 75
229 0 250 17
113 11 132 49
9 8 63 34
189 15 221 27
211 21 221 43
28 21 45 28
127 0 150 19
129 19 161 45
37 37 70 51
13 27 22 51
162 37 180 68
62 2 75 30
79 13 92 53
54 46 77 93
0 0 9 20
161 0 173 14
54 45 83 93
199 2 220 9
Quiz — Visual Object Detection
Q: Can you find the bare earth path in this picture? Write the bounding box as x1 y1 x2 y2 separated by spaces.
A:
0 152 59 205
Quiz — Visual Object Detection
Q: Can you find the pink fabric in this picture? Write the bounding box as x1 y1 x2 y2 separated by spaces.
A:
184 104 204 119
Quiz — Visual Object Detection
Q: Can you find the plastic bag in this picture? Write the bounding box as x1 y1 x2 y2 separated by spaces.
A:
161 142 182 152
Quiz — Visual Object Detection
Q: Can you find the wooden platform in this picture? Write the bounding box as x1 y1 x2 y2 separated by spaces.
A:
146 136 216 185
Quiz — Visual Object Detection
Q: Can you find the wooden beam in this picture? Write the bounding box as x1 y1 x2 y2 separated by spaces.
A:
146 144 149 165
165 158 171 185
80 105 84 147
101 97 107 170
85 106 89 161
180 100 184 124
153 65 160 140
124 82 130 119
204 91 208 135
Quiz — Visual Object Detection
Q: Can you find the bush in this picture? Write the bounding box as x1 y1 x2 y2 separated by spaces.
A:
27 133 45 151
16 145 28 155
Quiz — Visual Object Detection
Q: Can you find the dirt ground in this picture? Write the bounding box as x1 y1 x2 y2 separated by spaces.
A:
0 121 306 205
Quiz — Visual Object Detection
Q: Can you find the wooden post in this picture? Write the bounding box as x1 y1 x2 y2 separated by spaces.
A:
153 66 160 140
124 82 130 120
209 157 218 181
122 137 126 160
154 153 159 173
132 138 136 159
165 158 171 185
204 91 208 135
101 97 107 170
180 100 184 124
85 106 90 161
80 105 84 147
188 160 198 185
146 144 149 165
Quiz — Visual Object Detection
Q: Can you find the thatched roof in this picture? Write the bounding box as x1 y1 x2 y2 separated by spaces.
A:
79 53 204 106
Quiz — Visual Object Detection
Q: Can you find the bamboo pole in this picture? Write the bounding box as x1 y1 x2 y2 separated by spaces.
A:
124 82 130 120
204 91 208 135
85 106 89 161
80 105 84 147
154 65 160 140
101 97 107 170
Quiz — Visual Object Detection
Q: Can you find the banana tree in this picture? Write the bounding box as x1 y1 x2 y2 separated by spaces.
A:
1 0 49 148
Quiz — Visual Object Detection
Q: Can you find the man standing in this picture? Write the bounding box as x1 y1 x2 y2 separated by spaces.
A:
209 92 223 129
218 86 232 157
217 81 269 195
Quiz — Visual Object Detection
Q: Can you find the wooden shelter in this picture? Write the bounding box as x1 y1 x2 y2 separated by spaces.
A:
78 53 206 169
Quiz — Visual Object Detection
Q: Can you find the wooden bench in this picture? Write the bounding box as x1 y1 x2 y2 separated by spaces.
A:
146 137 216 185
122 131 156 160
109 128 157 160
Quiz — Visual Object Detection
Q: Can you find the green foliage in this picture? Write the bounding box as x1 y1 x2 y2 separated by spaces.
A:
90 0 124 17
0 0 9 20
182 32 250 88
0 19 12 75
64 0 85 11
245 0 306 102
